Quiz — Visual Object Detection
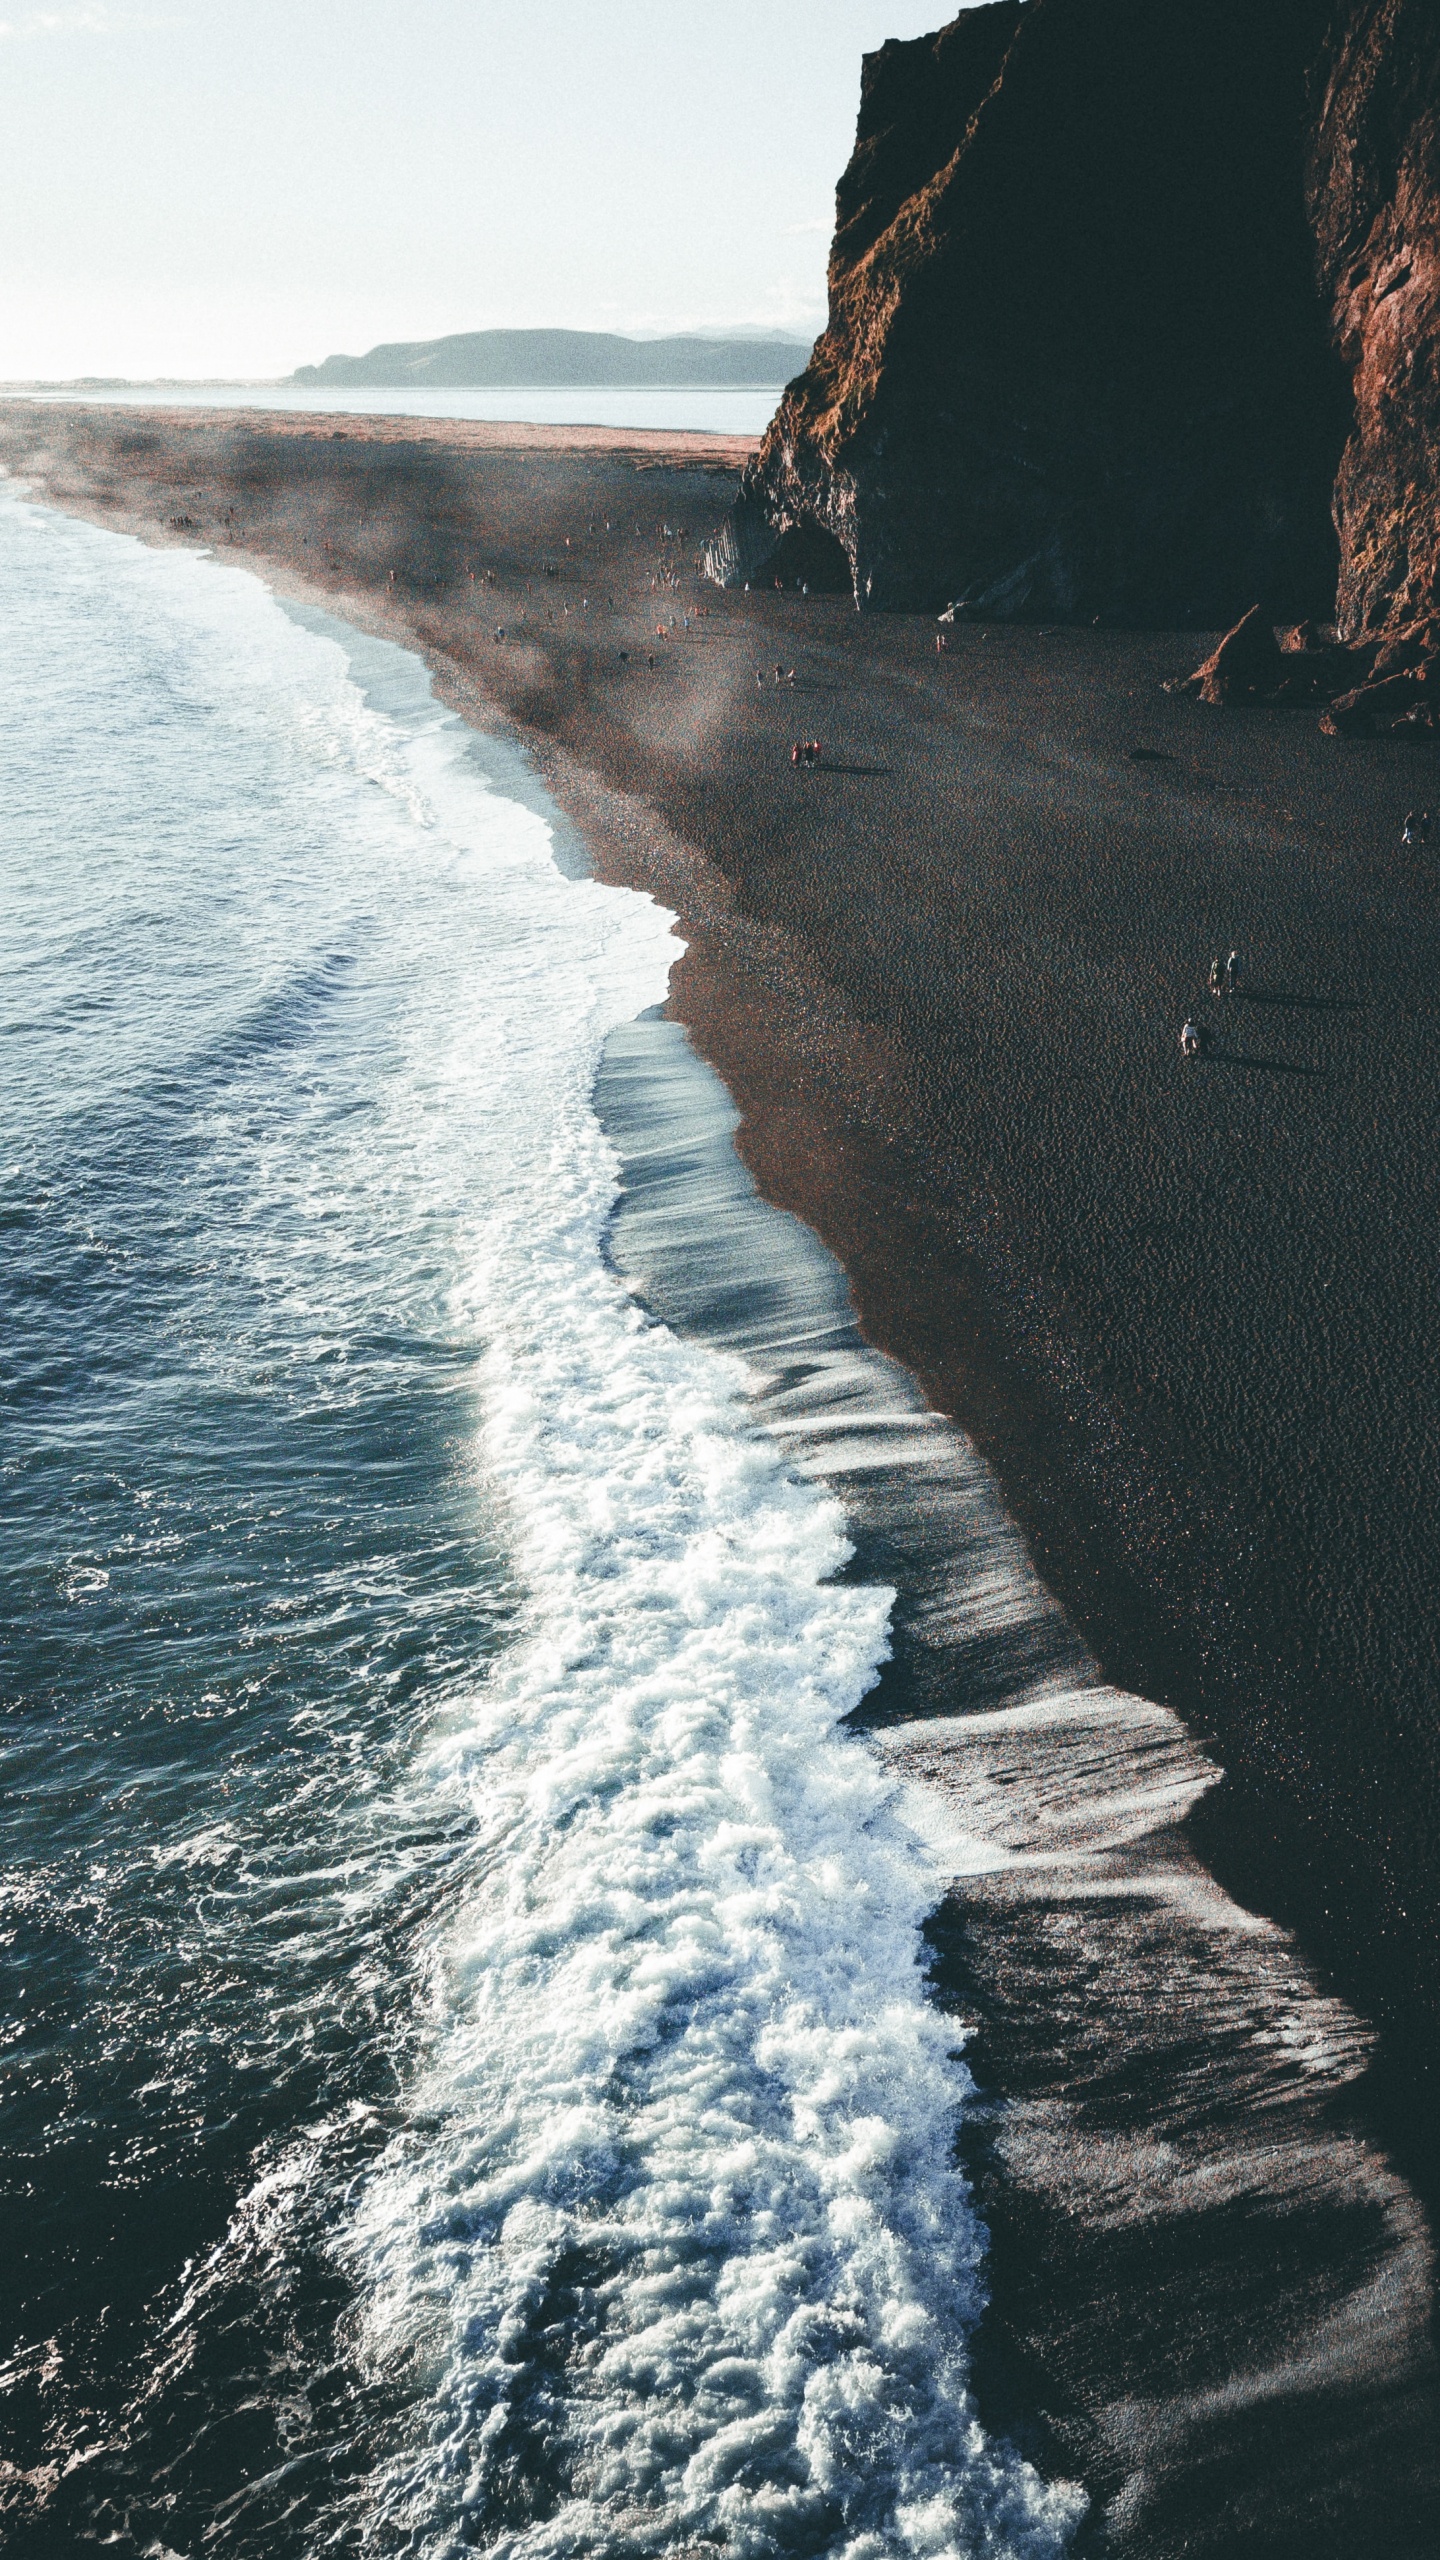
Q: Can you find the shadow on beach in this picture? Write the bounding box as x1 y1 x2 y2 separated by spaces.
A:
1237 987 1367 1013
1212 1046 1326 1077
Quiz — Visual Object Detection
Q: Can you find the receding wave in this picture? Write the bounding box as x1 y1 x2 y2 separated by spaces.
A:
596 1010 1440 2558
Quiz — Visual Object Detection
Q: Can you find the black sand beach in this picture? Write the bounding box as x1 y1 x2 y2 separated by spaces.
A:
5 401 1440 2550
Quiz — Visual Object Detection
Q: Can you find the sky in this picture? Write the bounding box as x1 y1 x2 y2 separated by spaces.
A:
0 1 958 379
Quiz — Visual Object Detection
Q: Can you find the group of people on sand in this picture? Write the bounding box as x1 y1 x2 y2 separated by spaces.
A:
1401 808 1433 848
1180 948 1242 1058
791 740 822 767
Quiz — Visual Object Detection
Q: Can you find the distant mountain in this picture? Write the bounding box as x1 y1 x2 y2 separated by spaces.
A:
289 328 812 390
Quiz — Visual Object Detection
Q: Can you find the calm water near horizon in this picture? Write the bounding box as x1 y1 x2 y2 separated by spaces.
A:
0 385 781 434
0 484 1077 2556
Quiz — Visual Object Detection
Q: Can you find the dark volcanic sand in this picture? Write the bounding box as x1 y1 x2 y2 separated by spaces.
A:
5 402 1440 2550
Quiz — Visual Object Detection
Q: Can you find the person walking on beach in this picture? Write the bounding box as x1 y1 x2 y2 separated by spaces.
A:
1224 948 1241 997
1402 810 1418 848
1180 1019 1205 1058
1208 958 1223 1000
1421 809 1433 847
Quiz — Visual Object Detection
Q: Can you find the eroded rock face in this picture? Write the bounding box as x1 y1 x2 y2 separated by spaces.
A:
1310 0 1440 641
720 0 1348 623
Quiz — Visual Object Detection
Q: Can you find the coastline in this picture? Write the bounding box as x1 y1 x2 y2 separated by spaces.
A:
6 401 1440 2544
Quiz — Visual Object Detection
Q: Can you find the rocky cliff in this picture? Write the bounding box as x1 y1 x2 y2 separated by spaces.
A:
1161 0 1440 729
1310 0 1440 640
714 0 1349 623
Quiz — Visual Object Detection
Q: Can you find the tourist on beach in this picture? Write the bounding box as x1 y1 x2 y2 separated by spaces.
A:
1180 1019 1205 1058
1224 948 1241 996
1208 958 1223 999
1402 809 1418 847
1423 810 1434 845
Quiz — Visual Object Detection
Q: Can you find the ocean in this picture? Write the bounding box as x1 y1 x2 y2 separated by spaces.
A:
1 387 781 435
0 485 1081 2557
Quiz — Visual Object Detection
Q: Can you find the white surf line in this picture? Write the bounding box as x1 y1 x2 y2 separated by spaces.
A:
239 607 1086 2559
597 1004 1440 2554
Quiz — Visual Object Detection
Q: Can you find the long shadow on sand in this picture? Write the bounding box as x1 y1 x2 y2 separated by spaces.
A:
1214 1050 1325 1078
1239 990 1366 1014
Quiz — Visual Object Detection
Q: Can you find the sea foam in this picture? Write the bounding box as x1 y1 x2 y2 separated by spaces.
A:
336 638 1079 2558
0 481 1078 2556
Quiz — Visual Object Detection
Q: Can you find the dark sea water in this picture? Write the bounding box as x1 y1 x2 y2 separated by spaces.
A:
0 489 1087 2557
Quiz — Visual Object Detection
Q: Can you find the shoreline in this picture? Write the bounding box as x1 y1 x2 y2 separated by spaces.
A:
1 405 1432 2002
594 1001 1439 2550
0 397 764 467
6 403 1440 2540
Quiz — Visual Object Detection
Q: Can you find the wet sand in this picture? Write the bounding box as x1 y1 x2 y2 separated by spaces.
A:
5 401 1440 2551
598 1003 1438 2555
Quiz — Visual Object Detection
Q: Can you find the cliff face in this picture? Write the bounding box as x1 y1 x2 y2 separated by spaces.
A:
720 0 1348 622
1310 0 1440 639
